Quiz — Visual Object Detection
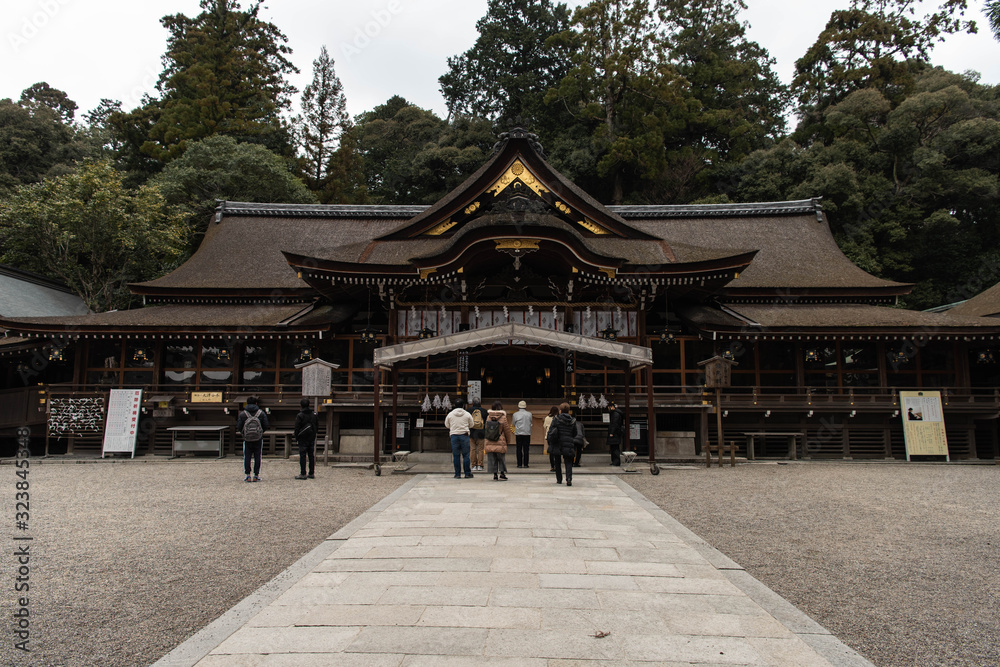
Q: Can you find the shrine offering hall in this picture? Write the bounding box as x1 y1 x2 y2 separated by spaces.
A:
3 129 1000 462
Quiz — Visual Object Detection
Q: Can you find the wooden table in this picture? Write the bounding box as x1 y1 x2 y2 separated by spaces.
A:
168 425 227 458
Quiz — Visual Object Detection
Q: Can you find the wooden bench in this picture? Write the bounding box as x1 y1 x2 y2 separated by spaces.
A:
266 429 295 458
705 440 737 467
743 432 802 460
168 425 227 458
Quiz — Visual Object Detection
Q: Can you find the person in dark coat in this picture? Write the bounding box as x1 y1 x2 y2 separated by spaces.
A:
607 401 624 467
546 402 579 486
236 396 270 482
293 398 319 480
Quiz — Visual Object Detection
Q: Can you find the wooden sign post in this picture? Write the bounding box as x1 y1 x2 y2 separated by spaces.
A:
698 356 738 467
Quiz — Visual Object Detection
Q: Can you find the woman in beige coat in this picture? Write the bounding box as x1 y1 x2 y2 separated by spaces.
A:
484 401 514 481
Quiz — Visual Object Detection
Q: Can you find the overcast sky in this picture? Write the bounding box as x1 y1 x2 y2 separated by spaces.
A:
4 0 1000 121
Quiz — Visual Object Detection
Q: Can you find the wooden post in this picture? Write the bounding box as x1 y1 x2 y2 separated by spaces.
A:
373 367 381 469
623 362 632 451
324 405 335 465
716 387 724 467
391 366 399 453
646 363 655 465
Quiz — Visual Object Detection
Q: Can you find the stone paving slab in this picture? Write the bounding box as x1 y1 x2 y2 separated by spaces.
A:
155 474 873 667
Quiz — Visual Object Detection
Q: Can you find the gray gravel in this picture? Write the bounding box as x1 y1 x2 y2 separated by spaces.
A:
0 459 406 667
626 462 1000 667
2 459 997 666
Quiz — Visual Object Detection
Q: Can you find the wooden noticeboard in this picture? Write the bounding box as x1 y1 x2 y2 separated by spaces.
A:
102 389 143 458
295 358 340 398
900 390 949 460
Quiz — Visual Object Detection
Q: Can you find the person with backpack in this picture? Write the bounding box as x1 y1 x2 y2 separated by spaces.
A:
546 402 580 486
445 398 475 479
293 398 319 480
467 399 489 472
236 396 269 482
485 400 513 481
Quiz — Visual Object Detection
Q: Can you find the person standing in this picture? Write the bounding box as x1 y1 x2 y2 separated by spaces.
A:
293 398 318 480
573 419 587 467
485 401 512 481
445 398 475 478
468 398 488 472
607 401 624 467
542 406 558 472
237 396 269 482
512 400 533 468
547 402 578 486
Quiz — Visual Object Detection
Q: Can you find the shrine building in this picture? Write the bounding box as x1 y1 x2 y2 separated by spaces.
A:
2 129 999 462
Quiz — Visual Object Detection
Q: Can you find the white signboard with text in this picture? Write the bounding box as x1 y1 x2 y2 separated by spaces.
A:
900 390 949 460
102 389 143 457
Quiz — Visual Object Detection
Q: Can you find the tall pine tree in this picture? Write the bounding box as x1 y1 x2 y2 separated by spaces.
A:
439 0 571 131
297 46 350 191
120 0 299 164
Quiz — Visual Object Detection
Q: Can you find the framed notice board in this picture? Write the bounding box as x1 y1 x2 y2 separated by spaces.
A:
900 390 949 461
102 389 143 458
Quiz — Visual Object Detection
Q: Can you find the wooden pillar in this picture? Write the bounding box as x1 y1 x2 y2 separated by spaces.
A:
623 362 632 451
565 305 574 404
391 366 399 453
699 409 708 458
324 405 335 464
373 367 381 468
646 363 655 464
715 387 724 465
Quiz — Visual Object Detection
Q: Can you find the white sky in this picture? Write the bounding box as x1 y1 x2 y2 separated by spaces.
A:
3 0 999 121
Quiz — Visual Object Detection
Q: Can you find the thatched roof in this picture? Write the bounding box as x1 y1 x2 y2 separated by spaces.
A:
0 303 345 337
624 204 907 295
680 303 1000 338
947 282 1000 318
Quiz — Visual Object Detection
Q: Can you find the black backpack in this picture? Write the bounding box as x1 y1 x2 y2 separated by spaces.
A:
484 416 501 441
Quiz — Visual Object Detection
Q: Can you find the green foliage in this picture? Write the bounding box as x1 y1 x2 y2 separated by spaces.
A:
793 0 976 133
296 46 350 190
731 68 1000 308
0 160 189 312
439 0 572 131
0 86 89 194
117 0 298 165
151 135 315 245
318 125 368 204
19 82 78 123
545 0 687 203
988 0 1000 40
354 99 496 204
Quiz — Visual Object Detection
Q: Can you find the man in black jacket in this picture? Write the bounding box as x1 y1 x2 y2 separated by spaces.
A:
547 402 579 486
294 398 319 480
607 402 624 467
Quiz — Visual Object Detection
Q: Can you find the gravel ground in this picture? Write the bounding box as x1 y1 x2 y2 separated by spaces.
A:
0 459 406 667
626 463 1000 667
2 460 997 666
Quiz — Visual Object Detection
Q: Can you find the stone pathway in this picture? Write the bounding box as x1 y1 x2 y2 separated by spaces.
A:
156 474 872 666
